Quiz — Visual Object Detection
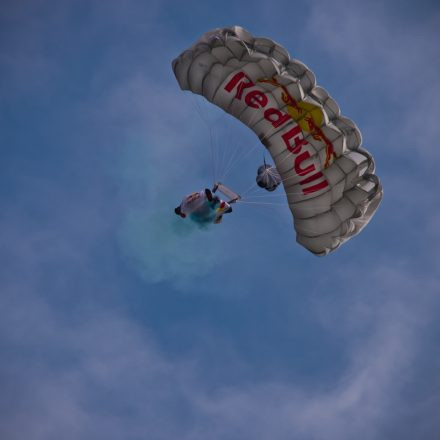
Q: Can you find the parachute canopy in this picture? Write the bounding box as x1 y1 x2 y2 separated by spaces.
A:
256 163 282 192
172 26 383 255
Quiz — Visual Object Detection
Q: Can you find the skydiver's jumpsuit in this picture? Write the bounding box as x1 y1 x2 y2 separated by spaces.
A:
176 190 232 224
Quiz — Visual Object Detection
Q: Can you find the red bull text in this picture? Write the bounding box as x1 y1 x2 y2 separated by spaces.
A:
224 71 333 195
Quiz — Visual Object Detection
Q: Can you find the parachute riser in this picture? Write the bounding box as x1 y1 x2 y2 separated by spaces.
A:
213 182 241 203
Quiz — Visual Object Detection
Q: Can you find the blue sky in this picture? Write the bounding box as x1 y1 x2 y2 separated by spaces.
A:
1 1 439 439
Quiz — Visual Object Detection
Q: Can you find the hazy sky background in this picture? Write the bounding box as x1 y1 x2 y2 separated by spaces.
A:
1 1 439 439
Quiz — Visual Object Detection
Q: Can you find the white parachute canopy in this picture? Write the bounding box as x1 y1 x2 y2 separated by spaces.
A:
172 26 383 256
256 163 282 191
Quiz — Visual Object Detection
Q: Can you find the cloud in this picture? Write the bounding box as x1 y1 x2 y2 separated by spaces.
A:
305 0 440 161
1 242 438 440
182 264 439 440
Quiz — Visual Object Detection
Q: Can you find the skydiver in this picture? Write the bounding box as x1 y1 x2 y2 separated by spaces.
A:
174 187 233 224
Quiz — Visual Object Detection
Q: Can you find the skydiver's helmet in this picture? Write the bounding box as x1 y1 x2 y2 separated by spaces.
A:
256 163 282 192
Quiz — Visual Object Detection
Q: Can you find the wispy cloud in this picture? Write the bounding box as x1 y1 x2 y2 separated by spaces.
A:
1 257 438 440
305 0 440 160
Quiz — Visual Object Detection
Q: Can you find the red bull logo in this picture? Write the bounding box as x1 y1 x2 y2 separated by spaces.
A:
224 71 336 195
258 76 337 169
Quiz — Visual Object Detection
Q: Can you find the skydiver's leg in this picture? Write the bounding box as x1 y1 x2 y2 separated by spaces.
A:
205 188 213 202
225 207 232 214
174 206 186 218
214 215 223 224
